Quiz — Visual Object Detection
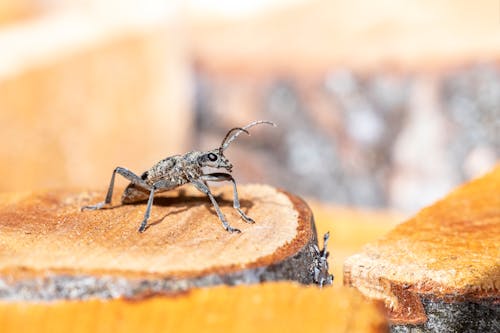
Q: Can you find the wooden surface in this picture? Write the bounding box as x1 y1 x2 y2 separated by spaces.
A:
0 184 319 299
344 165 500 325
0 282 388 333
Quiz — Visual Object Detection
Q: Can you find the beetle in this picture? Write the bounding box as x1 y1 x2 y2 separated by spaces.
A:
82 120 276 233
312 232 334 287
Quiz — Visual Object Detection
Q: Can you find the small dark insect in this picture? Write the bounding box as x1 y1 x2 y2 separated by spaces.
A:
82 120 276 233
312 232 334 287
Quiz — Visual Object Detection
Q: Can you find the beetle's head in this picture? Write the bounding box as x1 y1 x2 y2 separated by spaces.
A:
198 149 233 172
197 120 276 173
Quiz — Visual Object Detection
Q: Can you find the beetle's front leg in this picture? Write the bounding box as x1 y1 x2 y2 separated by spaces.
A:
200 173 255 224
82 167 151 211
190 178 241 233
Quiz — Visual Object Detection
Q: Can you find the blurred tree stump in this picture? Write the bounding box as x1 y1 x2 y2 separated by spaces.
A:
0 283 388 333
0 6 190 192
344 166 500 332
0 185 326 300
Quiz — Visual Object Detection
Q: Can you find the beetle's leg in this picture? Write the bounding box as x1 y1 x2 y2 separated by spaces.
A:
138 186 156 233
200 173 255 224
190 178 241 233
137 180 175 233
82 167 150 211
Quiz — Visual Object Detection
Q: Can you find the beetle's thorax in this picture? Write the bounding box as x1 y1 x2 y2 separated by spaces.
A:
180 151 204 180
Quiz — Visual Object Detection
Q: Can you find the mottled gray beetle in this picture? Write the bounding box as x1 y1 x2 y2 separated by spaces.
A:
312 232 334 287
82 120 276 233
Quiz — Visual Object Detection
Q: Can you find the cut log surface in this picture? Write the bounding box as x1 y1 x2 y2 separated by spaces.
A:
0 184 322 300
0 283 388 333
344 166 500 331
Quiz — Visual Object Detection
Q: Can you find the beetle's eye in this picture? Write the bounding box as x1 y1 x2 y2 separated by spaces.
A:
207 153 218 162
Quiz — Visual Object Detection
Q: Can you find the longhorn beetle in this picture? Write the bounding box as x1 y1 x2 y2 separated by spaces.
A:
82 120 276 233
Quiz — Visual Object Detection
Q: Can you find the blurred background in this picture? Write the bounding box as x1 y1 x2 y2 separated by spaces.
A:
0 0 499 215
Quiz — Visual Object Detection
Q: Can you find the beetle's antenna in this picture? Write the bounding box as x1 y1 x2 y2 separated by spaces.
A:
219 127 248 155
221 120 276 152
221 127 248 148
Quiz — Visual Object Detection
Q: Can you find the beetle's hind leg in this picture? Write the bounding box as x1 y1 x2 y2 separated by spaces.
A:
135 180 174 233
81 167 151 211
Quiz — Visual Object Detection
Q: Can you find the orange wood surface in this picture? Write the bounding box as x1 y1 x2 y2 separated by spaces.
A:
0 283 388 333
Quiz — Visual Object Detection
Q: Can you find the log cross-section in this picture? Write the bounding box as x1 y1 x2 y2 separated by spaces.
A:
344 166 500 332
0 184 322 300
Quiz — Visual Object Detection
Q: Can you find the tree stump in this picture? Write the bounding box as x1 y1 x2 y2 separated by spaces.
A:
344 166 500 332
0 184 327 300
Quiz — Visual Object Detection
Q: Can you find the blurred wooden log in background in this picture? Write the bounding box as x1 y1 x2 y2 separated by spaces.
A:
186 0 500 212
187 0 500 75
0 283 388 333
0 1 191 192
0 0 499 211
